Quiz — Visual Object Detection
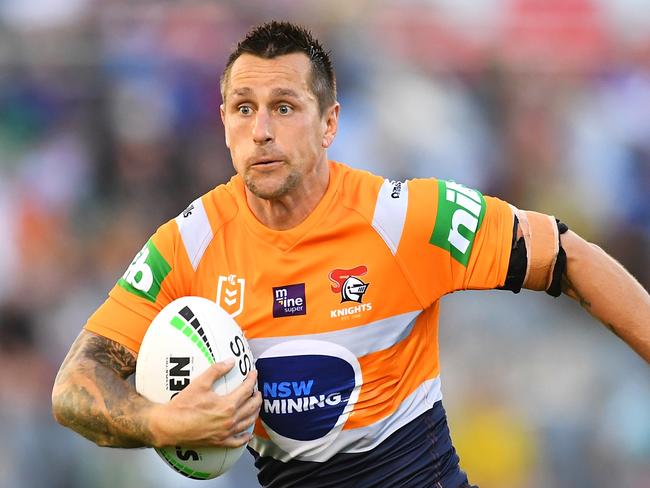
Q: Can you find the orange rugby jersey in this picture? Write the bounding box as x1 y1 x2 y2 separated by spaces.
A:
85 161 514 463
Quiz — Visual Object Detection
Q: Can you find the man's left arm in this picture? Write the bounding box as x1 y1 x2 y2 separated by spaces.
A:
559 230 650 363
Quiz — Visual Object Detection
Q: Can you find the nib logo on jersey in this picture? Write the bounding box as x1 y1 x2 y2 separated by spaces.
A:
328 266 372 319
256 340 362 456
119 239 171 303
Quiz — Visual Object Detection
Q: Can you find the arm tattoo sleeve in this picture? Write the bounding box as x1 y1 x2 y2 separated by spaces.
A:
52 331 157 448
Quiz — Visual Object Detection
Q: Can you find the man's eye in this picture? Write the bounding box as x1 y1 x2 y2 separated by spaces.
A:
239 106 252 115
277 105 292 115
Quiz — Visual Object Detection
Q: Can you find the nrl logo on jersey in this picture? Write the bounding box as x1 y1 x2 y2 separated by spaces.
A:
217 274 245 318
328 266 372 319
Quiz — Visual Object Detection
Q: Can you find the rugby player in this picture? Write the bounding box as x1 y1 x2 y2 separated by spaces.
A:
52 21 650 488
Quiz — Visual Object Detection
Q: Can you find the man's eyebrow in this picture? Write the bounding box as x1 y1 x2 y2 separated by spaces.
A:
228 87 301 99
230 87 252 97
270 88 300 99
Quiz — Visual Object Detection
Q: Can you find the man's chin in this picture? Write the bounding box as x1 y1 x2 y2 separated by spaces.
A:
245 175 298 200
248 186 287 200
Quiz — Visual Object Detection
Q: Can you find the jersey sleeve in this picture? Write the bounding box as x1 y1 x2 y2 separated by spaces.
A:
84 216 194 352
395 178 514 308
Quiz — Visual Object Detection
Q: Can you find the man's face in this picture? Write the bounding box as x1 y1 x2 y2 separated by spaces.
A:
220 53 338 200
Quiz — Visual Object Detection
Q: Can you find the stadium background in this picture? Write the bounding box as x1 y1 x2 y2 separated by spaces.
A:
1 0 649 486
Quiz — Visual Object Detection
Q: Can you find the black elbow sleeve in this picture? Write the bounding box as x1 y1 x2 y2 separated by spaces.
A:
499 217 568 296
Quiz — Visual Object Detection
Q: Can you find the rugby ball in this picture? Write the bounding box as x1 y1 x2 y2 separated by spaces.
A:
135 296 254 480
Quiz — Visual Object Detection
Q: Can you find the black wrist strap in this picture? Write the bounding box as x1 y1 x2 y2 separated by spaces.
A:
499 217 527 294
545 220 569 297
499 217 569 296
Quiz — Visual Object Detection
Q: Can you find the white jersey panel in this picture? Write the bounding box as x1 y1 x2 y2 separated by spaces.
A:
175 197 213 270
371 179 409 255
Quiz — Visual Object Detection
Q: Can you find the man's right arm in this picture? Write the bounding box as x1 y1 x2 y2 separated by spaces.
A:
51 330 261 449
51 330 160 447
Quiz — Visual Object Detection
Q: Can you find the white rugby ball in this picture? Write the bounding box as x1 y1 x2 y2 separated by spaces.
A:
135 296 254 480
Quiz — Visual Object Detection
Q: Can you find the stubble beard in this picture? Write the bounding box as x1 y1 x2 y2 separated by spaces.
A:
244 168 301 200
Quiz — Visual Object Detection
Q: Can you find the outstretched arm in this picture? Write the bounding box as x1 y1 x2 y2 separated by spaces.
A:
509 207 650 362
52 330 261 448
560 230 650 362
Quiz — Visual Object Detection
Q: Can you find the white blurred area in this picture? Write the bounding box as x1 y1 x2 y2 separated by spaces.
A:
0 1 649 487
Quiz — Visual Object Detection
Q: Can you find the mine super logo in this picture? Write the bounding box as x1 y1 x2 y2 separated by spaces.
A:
273 283 307 318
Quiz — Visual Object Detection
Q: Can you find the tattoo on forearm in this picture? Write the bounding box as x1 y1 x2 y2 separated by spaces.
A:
563 277 625 342
86 335 137 378
562 276 592 310
577 295 592 310
604 322 623 341
53 332 155 448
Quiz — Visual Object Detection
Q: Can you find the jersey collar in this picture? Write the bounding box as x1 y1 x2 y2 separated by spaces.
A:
230 160 344 252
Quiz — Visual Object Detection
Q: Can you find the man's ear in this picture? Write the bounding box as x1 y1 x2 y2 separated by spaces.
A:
322 102 340 148
220 104 230 148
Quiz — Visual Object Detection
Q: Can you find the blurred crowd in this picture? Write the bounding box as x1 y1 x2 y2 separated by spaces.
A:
1 1 649 487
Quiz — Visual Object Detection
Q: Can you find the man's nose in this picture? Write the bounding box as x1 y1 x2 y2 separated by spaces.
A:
252 110 273 145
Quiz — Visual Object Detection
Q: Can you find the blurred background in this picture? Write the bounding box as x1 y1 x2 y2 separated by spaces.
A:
1 0 649 487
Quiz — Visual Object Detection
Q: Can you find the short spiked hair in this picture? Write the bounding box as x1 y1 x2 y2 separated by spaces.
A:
221 21 336 115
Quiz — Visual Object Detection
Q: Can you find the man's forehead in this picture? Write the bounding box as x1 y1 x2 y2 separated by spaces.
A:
226 53 312 95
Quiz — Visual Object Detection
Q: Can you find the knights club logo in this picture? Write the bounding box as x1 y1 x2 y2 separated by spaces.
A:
217 274 245 317
328 266 370 303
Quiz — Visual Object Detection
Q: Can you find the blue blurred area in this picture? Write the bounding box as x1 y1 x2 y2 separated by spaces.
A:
1 1 649 487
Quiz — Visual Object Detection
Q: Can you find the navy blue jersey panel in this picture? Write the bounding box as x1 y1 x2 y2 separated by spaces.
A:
249 401 470 488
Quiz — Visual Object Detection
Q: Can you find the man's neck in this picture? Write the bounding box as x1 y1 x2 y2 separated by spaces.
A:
245 162 330 231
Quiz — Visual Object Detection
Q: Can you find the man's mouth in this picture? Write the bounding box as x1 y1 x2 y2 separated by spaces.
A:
251 159 283 167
